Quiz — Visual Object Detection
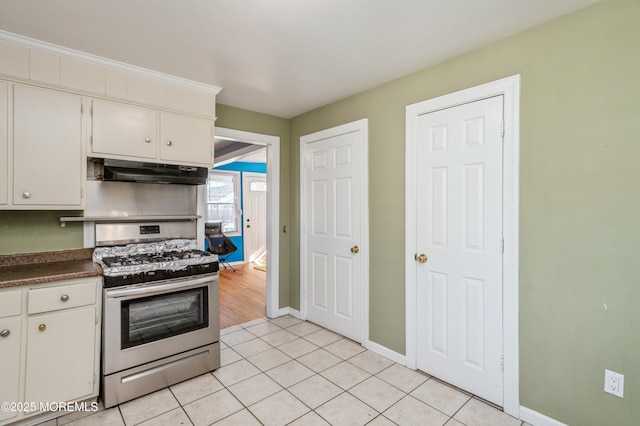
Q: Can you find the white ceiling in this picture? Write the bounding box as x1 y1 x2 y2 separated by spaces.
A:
0 0 597 118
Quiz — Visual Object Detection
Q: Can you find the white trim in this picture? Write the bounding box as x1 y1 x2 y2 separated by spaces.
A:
520 406 568 426
299 119 370 345
405 75 520 417
214 127 280 319
0 30 221 95
363 340 406 365
275 307 303 319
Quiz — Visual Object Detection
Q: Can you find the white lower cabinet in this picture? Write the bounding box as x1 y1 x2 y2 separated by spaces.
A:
0 277 101 426
0 289 22 423
25 305 96 404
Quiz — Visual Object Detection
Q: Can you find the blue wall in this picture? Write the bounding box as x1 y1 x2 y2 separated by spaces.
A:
207 162 266 263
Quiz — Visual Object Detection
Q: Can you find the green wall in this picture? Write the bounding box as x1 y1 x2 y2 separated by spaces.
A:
214 104 292 309
0 210 83 253
288 0 639 424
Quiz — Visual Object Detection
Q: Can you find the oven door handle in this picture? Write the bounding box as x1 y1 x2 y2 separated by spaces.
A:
105 275 215 299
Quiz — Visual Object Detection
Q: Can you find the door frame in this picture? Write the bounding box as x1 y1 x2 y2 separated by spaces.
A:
214 127 280 319
405 75 520 417
299 118 369 344
242 171 267 263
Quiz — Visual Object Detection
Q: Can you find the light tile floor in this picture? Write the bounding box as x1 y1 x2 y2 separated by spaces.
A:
42 316 533 426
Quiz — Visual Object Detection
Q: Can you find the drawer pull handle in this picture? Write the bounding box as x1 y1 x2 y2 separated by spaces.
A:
60 294 70 302
0 329 10 338
39 324 46 332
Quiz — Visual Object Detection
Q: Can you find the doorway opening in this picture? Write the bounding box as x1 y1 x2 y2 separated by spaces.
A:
211 127 280 329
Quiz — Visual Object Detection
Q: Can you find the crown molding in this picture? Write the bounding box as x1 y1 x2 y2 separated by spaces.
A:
0 30 221 95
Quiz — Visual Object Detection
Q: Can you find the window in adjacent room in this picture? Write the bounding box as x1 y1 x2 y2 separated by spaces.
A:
206 170 240 235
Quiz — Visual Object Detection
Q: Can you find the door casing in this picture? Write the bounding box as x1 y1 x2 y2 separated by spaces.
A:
405 75 520 417
213 127 280 318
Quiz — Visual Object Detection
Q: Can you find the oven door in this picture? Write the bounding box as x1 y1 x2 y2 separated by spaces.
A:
103 274 219 375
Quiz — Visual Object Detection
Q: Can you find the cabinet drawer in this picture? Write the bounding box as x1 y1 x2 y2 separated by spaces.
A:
0 289 22 318
28 279 97 315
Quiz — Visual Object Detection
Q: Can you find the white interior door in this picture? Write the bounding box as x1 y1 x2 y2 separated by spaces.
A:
301 119 368 343
243 172 267 264
415 96 504 406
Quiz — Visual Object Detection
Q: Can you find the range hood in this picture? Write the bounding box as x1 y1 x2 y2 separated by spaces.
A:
102 159 208 185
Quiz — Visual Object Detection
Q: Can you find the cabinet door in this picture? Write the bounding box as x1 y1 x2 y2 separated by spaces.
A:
160 112 213 166
25 306 96 404
0 317 21 422
92 99 157 160
13 85 82 206
0 82 8 205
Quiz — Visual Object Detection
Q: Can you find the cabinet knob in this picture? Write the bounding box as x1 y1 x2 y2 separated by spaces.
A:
38 324 46 332
60 294 69 302
145 137 152 143
166 140 173 146
0 329 10 338
22 192 31 199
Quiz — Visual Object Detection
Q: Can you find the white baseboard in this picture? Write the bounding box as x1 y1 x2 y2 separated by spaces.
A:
363 339 406 365
270 307 302 319
519 406 567 426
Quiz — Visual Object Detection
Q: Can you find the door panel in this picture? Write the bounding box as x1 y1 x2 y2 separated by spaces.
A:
302 121 366 343
416 95 504 406
242 173 267 263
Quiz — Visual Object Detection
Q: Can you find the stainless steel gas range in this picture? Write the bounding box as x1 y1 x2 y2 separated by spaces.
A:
93 220 220 408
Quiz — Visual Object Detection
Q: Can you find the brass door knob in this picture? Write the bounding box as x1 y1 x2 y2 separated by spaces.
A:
350 245 360 254
415 253 428 263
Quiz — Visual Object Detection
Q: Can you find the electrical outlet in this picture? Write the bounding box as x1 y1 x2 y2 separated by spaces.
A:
604 369 624 398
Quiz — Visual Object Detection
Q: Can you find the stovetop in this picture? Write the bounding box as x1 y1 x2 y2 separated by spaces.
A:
93 239 219 288
101 249 212 267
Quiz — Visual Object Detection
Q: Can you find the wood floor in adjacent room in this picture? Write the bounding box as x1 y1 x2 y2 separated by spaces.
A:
219 262 266 329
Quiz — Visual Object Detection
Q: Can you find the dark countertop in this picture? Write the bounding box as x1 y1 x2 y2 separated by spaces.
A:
0 248 102 289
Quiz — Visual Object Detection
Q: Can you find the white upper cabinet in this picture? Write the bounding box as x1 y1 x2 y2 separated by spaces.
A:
160 112 213 166
12 85 85 208
92 99 158 160
0 82 7 205
91 99 214 167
